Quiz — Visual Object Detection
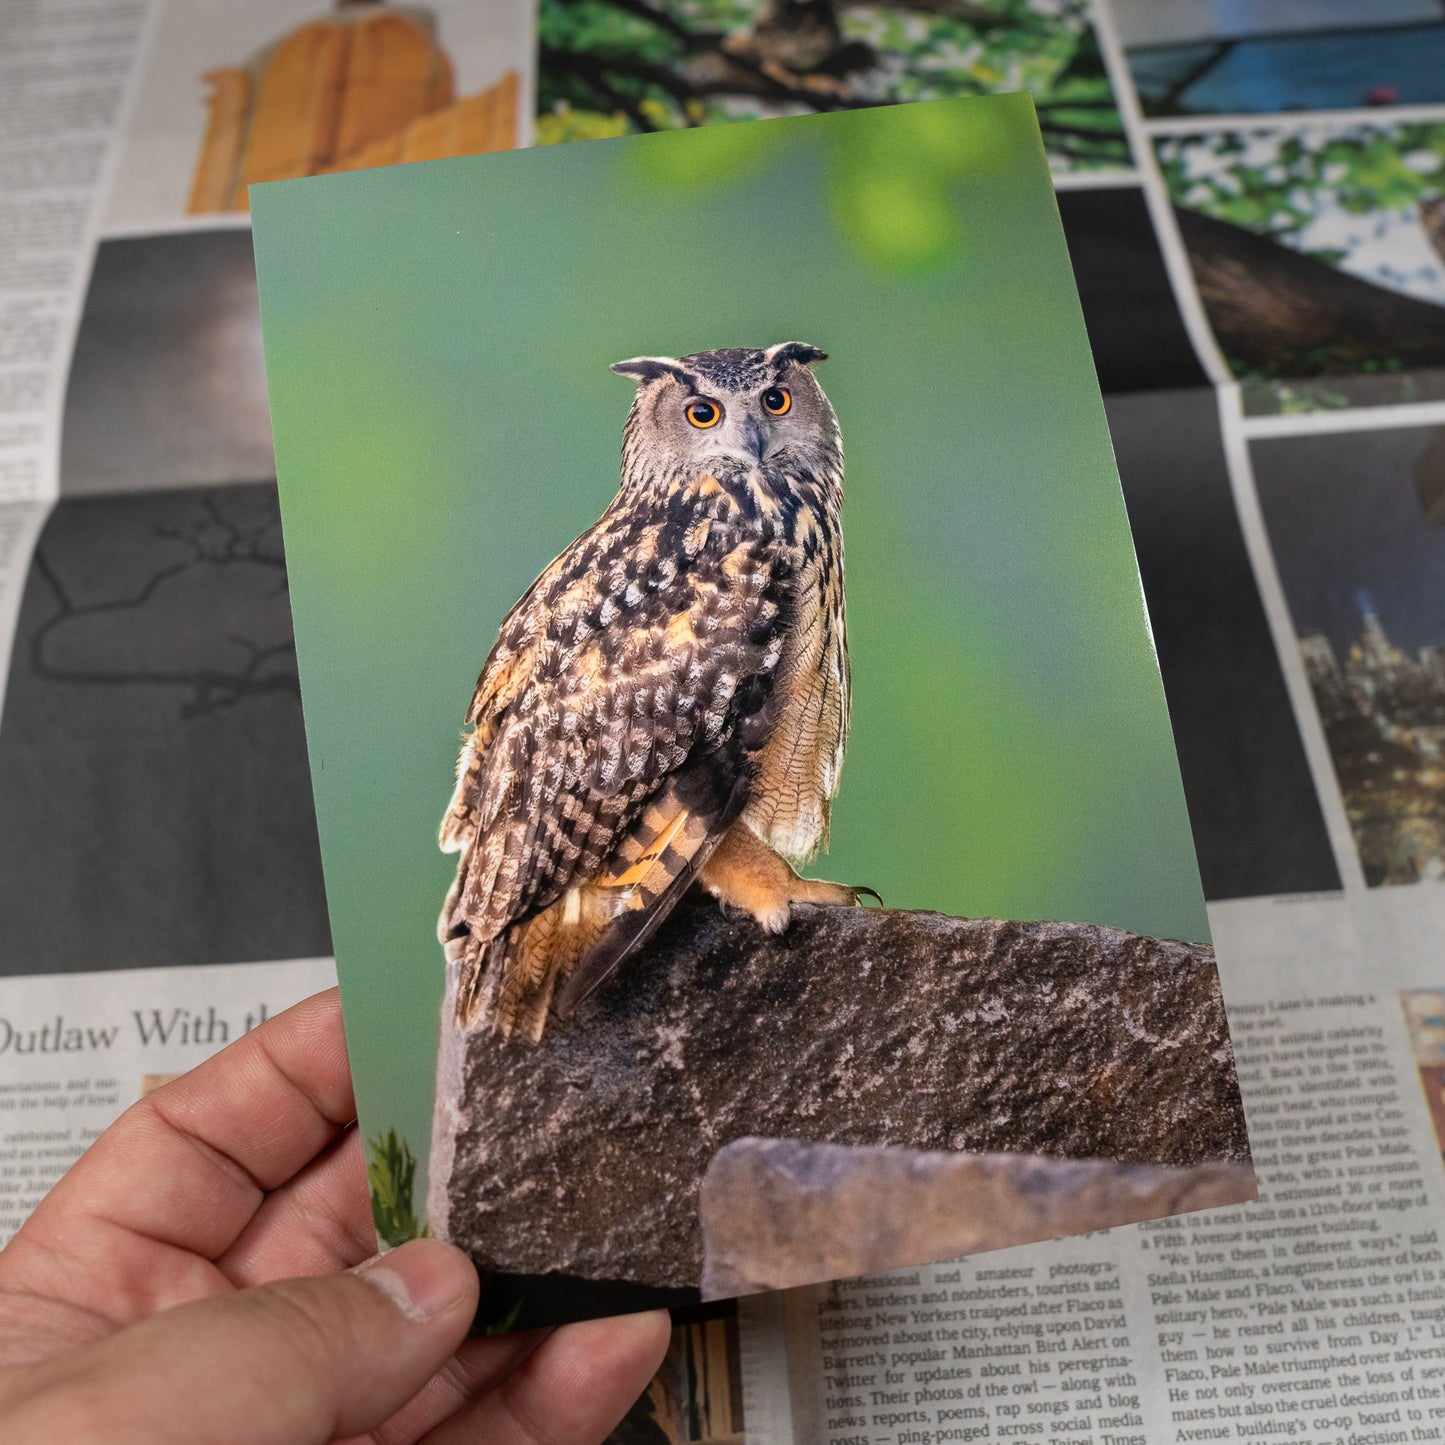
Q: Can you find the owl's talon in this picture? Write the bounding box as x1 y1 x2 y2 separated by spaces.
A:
852 885 883 907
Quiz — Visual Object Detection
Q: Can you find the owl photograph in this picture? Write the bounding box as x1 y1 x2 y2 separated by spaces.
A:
254 93 1252 1329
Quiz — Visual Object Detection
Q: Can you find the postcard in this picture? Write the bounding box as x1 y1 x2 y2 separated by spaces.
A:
252 92 1254 1329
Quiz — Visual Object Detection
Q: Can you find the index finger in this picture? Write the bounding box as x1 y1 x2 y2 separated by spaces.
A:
2 988 356 1324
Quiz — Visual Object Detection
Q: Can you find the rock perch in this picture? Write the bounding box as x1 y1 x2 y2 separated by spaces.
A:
429 896 1250 1295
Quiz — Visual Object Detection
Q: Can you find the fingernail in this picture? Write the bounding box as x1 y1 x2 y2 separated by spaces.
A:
353 1240 473 1323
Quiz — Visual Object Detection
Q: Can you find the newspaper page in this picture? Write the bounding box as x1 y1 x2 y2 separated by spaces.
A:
722 1 1445 1442
0 0 537 1227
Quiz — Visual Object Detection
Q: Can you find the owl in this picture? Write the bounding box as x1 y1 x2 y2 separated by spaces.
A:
437 342 870 1041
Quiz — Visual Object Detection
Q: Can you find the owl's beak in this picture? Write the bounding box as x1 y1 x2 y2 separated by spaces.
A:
739 414 766 461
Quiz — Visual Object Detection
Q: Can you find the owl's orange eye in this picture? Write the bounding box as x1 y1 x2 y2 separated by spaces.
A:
762 386 791 415
686 399 721 428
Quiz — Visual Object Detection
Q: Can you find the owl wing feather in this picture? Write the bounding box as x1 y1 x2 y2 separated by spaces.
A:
438 549 577 855
440 496 790 1031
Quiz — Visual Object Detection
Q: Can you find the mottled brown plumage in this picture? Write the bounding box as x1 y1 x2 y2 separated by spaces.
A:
439 343 861 1039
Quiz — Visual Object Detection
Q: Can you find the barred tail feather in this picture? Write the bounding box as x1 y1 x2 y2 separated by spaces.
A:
457 889 613 1041
554 803 721 1020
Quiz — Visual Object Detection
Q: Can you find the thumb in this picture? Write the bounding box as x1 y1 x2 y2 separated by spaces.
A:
6 1239 479 1445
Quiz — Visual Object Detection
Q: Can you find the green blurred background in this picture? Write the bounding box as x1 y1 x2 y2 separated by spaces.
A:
252 93 1208 1201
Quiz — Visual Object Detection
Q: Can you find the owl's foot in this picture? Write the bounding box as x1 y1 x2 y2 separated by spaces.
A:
699 823 879 935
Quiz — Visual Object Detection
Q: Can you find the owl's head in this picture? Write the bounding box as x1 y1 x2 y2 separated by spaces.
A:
610 342 841 493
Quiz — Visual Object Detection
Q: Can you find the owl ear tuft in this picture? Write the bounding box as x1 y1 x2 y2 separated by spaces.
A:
610 356 688 386
766 342 827 368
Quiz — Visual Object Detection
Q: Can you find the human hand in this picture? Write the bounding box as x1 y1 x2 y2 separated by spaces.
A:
0 988 670 1443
